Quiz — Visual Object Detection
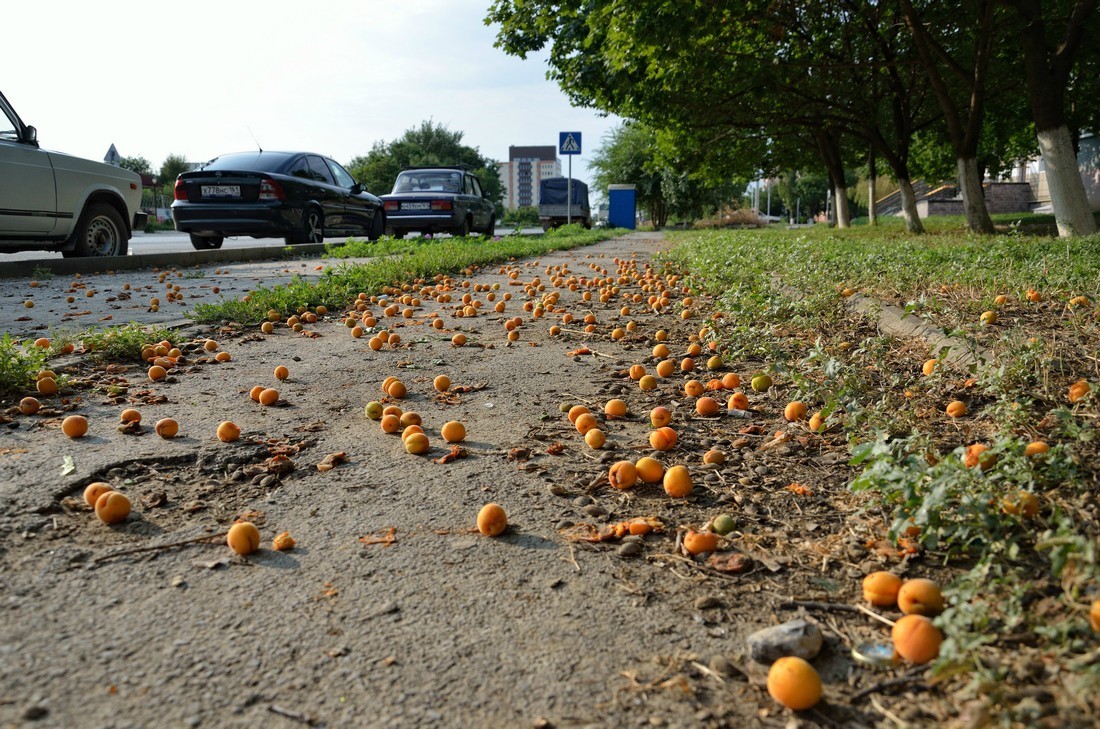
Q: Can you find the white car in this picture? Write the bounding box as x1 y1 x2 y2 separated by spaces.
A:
0 90 146 257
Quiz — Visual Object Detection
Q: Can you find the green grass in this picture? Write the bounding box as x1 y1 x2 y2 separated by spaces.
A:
192 226 623 324
0 334 48 400
81 322 177 361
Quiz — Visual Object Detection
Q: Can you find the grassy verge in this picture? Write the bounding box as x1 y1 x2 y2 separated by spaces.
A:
664 226 1099 705
191 226 623 324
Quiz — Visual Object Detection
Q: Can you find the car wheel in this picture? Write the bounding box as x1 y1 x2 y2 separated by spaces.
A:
483 217 496 239
368 210 384 241
190 233 224 250
303 207 324 244
454 218 471 238
69 204 127 257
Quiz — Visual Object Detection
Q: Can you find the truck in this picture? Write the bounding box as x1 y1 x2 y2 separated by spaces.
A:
538 177 590 230
1 89 146 258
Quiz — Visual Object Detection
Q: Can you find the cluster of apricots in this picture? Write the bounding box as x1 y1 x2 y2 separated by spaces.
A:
863 572 946 664
363 376 467 456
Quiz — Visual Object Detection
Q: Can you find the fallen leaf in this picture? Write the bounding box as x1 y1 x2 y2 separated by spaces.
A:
708 552 753 574
60 455 75 476
434 445 468 464
359 527 396 547
316 452 347 472
785 482 813 496
546 442 566 455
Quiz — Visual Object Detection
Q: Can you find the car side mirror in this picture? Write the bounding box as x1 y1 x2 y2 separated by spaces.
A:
24 125 38 145
351 182 364 194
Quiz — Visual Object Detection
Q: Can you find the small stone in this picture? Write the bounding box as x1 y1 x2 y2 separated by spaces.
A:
572 495 594 507
582 504 606 518
548 484 568 497
618 541 643 557
555 519 574 530
747 619 823 663
621 535 643 544
23 705 48 721
708 655 735 677
694 596 722 610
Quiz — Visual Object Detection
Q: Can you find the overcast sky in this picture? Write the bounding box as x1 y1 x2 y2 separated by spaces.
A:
3 0 619 188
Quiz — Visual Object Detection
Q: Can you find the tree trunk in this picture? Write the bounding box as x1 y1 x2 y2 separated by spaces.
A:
897 178 925 234
834 186 851 228
957 157 996 234
868 149 877 226
1037 125 1096 237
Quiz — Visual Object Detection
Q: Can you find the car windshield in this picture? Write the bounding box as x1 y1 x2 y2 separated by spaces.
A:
200 152 295 173
393 171 462 193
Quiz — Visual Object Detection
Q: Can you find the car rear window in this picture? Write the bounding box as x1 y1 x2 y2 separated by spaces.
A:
393 171 463 193
200 152 294 173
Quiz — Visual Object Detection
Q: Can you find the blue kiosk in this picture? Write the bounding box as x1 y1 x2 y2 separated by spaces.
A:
607 184 636 229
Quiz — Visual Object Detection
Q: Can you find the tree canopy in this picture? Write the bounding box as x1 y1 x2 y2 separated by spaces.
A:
346 121 503 212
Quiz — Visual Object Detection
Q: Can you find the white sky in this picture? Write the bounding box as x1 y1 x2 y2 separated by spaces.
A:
2 0 619 188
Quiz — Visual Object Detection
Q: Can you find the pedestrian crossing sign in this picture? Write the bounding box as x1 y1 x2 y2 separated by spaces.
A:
559 132 582 155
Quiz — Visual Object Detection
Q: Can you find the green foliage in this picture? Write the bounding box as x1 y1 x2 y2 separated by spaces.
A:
192 228 623 324
158 154 191 184
503 206 539 226
346 121 503 213
0 334 47 400
82 323 175 362
118 155 151 175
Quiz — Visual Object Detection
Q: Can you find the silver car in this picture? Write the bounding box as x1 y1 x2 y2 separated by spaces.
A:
0 90 146 257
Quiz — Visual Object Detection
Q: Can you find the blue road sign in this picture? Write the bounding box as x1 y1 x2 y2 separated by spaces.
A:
559 132 582 155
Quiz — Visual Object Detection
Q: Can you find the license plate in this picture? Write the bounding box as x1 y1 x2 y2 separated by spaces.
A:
201 185 240 198
401 202 431 210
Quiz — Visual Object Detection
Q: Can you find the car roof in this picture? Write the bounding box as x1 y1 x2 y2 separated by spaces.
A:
399 165 473 173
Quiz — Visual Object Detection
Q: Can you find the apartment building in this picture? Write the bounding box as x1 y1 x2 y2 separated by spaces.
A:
498 146 561 210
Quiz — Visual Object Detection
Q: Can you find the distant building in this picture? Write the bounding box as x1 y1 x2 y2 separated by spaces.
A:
499 146 560 210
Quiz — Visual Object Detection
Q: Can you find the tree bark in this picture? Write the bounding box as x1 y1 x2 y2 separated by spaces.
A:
815 128 851 228
834 186 851 229
1037 126 1096 237
897 178 924 234
957 157 995 234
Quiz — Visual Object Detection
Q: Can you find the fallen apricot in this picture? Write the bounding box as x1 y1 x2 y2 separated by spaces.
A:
963 443 995 470
441 421 466 443
766 656 822 711
61 415 88 438
784 401 807 421
227 521 261 555
897 578 945 616
84 482 114 507
274 365 290 381
922 359 938 376
663 465 692 498
95 491 131 524
258 388 279 406
608 461 638 490
1023 441 1049 458
380 414 401 433
721 373 741 389
1068 379 1091 403
434 374 451 392
148 365 167 382
635 456 664 483
727 392 749 411
364 401 384 420
638 375 658 391
404 432 430 454
945 400 968 418
750 374 772 392
216 421 241 442
808 412 825 432
19 397 41 415
155 418 179 438
604 399 628 418
387 379 408 399
584 428 606 449
1090 599 1100 633
649 406 671 428
649 427 677 451
272 532 296 551
567 405 590 424
683 529 718 555
477 503 507 536
702 449 725 465
1002 491 1039 518
695 396 720 417
892 614 943 664
574 412 599 435
862 571 903 607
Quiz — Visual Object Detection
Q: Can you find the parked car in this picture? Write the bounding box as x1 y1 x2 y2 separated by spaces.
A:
0 90 146 257
171 151 383 250
380 167 496 238
538 177 591 230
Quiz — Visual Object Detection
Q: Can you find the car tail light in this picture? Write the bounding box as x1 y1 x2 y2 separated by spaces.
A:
431 200 453 211
259 178 285 201
383 201 399 212
173 180 187 201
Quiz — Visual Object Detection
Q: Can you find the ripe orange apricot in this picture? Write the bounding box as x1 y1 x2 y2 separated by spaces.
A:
628 364 646 380
808 412 825 432
441 421 466 443
567 405 591 424
649 427 677 451
249 385 265 402
702 449 725 465
61 415 88 438
119 408 141 424
608 461 638 490
214 351 232 363
655 359 675 378
727 392 749 411
19 397 41 415
1068 379 1091 403
404 432 430 454
434 374 451 392
695 396 720 417
663 465 692 498
216 421 241 442
721 372 741 389
451 333 467 346
1002 491 1039 518
155 418 179 438
652 343 671 359
1026 288 1042 303
964 443 995 470
227 521 261 555
638 375 658 391
95 491 131 524
574 413 599 435
683 529 718 555
387 380 408 399
399 411 422 428
380 414 401 433
862 571 903 607
604 399 627 418
1090 599 1100 633
683 380 704 397
892 614 943 664
1023 441 1049 457
649 406 671 428
401 424 424 441
680 357 695 372
897 578 945 616
945 400 968 418
477 503 508 537
583 428 605 449
766 656 823 711
36 377 58 395
258 388 279 406
274 365 290 381
635 457 664 483
148 365 167 382
84 482 114 507
784 401 807 421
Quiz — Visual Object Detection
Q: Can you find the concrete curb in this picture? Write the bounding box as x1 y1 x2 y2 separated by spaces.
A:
0 243 329 280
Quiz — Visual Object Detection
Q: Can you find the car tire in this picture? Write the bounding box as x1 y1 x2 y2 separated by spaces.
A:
288 207 324 244
483 217 496 239
67 203 128 257
454 218 471 238
368 210 384 241
190 233 224 250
